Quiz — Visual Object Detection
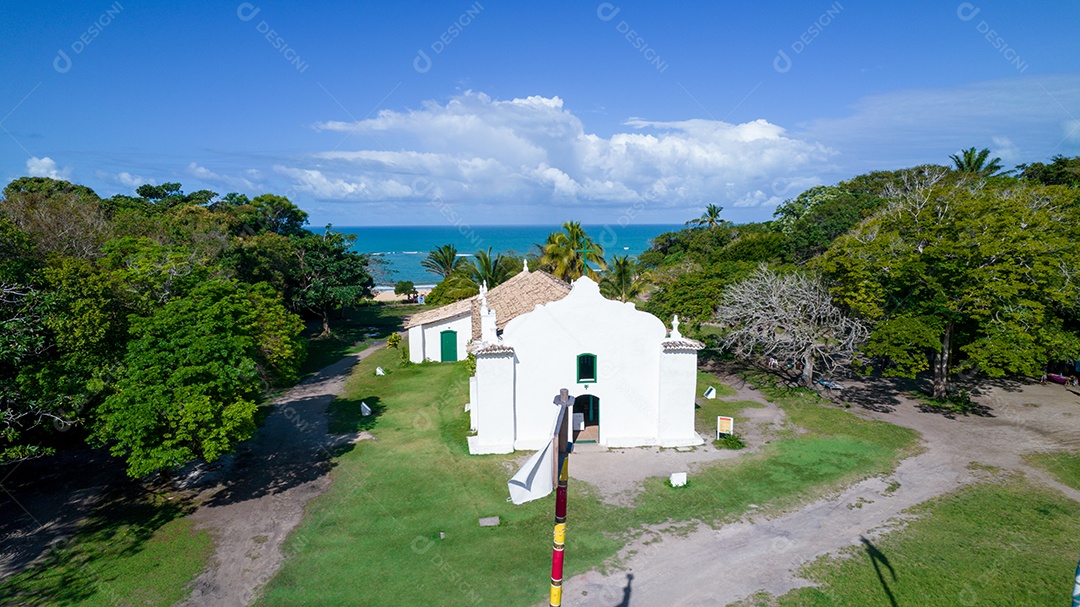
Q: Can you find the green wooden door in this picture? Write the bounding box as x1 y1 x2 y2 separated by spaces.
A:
440 330 457 362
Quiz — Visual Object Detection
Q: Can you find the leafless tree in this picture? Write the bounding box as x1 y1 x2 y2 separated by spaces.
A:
715 265 868 386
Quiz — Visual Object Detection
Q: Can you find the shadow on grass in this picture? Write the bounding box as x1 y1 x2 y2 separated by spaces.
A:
328 395 384 435
0 446 129 579
300 303 414 377
203 393 355 508
0 485 196 606
860 536 899 607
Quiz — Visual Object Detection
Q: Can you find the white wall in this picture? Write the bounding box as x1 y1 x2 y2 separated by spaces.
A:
657 349 703 447
416 312 472 362
500 278 665 450
469 352 516 454
408 325 425 364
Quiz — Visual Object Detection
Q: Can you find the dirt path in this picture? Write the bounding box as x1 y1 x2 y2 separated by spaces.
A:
177 342 383 607
557 376 1080 607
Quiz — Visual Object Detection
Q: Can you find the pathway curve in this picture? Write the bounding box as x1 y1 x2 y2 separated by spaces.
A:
177 342 383 607
557 376 1080 607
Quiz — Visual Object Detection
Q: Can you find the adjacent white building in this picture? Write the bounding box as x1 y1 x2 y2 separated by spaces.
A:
407 267 705 455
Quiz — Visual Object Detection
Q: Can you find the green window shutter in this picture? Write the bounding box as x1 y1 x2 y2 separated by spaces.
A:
577 353 597 383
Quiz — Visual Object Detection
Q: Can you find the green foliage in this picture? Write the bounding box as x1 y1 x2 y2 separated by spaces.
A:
289 228 375 336
598 254 645 301
539 221 605 280
1017 154 1080 188
465 352 476 376
386 332 402 348
420 243 464 279
393 280 417 297
949 146 1004 176
643 261 755 327
818 172 1080 396
0 176 376 466
714 433 746 449
714 232 787 263
430 248 522 302
93 280 303 477
687 203 729 229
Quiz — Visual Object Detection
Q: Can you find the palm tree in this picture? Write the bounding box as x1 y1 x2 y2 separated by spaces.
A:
439 248 519 300
421 244 464 279
949 147 1004 176
599 255 645 302
689 203 726 229
539 221 606 281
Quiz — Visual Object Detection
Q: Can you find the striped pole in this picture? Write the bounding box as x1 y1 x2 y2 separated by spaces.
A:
550 406 570 606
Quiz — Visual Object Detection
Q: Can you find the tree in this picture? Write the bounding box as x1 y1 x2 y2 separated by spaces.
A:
1017 155 1080 188
949 147 1004 177
715 266 868 386
435 248 520 302
93 280 303 477
421 244 464 279
689 203 727 229
0 177 111 259
290 227 374 336
818 168 1080 399
599 255 645 302
394 280 418 302
539 221 605 281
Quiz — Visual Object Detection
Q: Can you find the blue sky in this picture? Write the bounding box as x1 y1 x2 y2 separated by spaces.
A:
1 1 1077 226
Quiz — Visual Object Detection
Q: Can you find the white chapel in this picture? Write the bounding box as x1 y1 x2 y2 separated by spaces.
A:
405 266 705 455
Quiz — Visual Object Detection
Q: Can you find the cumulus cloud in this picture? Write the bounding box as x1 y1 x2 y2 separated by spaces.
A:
26 156 72 180
289 91 835 213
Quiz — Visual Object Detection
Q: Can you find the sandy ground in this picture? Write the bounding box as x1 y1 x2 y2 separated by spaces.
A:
373 289 431 303
177 342 384 607
553 374 1080 607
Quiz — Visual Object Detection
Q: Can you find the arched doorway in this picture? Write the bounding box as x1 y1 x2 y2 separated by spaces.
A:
574 394 599 443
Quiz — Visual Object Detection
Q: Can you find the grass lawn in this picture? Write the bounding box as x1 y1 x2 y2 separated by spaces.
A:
1024 450 1080 490
743 477 1080 607
0 491 212 607
300 303 423 376
258 348 922 606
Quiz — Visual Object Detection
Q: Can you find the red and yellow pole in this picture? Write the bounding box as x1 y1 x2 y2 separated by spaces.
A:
549 451 569 605
550 406 570 606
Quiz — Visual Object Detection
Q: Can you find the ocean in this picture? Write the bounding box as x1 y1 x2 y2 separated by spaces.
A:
336 224 682 287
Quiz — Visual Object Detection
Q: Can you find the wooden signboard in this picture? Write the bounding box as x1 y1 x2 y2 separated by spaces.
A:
716 416 734 439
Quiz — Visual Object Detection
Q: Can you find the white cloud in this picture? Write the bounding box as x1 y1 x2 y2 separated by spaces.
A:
187 162 257 191
26 156 72 180
293 91 835 216
117 171 153 188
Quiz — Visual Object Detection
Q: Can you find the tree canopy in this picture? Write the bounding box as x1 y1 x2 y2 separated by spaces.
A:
817 168 1080 398
0 176 371 474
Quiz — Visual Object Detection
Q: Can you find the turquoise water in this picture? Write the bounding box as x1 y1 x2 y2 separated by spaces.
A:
336 224 681 286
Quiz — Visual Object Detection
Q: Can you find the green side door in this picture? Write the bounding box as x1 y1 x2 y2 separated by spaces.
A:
440 330 457 362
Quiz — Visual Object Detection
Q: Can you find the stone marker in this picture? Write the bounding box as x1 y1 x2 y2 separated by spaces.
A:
670 472 687 487
360 401 372 416
478 516 500 527
375 366 386 376
704 386 716 399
